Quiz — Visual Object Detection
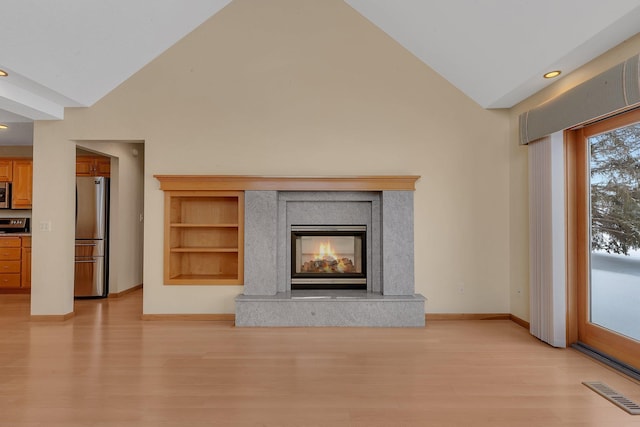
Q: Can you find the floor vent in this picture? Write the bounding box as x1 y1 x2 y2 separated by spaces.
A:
583 381 640 415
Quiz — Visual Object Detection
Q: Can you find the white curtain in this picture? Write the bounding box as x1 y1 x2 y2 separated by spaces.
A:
528 132 566 347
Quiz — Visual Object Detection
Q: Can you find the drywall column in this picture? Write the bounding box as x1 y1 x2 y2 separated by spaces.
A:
31 132 76 316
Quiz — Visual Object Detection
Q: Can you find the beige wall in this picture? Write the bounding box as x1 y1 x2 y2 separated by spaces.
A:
508 33 640 322
32 0 511 315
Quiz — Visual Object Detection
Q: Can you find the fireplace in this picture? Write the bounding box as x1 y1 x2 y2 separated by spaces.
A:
236 182 425 327
290 225 366 289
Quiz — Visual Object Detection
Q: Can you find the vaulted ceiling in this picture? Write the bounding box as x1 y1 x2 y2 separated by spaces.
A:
1 0 640 145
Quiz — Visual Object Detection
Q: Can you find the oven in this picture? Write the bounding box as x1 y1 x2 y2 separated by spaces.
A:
0 217 29 233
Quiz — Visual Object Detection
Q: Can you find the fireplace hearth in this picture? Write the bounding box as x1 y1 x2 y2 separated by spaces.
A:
291 225 366 290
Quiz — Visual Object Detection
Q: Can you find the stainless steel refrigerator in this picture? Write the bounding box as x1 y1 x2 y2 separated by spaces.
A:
74 176 109 298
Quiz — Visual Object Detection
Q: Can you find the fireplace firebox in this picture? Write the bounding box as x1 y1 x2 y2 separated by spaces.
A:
291 225 366 289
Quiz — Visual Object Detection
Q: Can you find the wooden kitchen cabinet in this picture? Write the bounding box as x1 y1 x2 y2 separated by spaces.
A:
21 236 31 289
163 190 244 285
0 236 32 290
11 159 33 209
0 237 22 289
0 158 32 209
0 160 13 181
77 155 110 177
96 158 111 176
76 157 93 176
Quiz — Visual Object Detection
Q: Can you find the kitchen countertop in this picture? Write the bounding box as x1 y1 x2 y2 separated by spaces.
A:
0 233 31 237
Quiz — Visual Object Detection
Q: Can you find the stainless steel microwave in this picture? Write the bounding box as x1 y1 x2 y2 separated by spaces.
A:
0 182 11 209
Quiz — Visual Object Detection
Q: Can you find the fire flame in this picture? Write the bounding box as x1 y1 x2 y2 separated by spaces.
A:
314 241 346 273
316 241 336 260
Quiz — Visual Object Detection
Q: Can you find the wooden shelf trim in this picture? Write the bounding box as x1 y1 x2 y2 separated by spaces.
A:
170 223 239 228
168 273 243 286
170 247 239 253
155 175 420 191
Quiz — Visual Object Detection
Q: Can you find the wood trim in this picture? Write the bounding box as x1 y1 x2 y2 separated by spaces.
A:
564 129 579 345
24 311 528 325
108 284 143 298
577 107 640 138
0 288 30 294
569 111 640 369
575 128 590 348
141 313 235 321
154 175 420 191
144 313 522 323
426 313 510 321
509 314 530 330
236 192 245 285
30 312 75 322
163 190 171 285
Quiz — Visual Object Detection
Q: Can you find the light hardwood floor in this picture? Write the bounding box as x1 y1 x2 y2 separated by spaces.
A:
1 290 639 427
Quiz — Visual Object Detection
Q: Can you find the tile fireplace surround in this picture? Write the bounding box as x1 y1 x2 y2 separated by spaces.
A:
156 176 425 327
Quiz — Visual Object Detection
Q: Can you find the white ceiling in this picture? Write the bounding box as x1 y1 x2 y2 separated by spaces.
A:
1 0 640 145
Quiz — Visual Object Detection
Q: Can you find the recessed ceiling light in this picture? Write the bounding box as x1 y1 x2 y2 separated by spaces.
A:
0 69 8 77
0 124 8 130
544 70 561 79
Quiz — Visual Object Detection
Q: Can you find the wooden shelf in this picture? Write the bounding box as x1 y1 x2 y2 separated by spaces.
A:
163 190 244 285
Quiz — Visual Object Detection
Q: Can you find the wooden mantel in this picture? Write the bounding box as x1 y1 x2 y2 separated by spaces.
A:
154 175 420 191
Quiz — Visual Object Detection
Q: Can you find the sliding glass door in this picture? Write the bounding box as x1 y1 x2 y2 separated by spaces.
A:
573 108 640 369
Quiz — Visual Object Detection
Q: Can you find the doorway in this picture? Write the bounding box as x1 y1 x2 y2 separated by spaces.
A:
75 143 144 298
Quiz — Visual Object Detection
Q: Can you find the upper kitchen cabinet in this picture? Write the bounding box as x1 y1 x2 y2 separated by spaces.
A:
11 159 33 209
0 160 13 181
76 155 110 177
96 157 111 177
